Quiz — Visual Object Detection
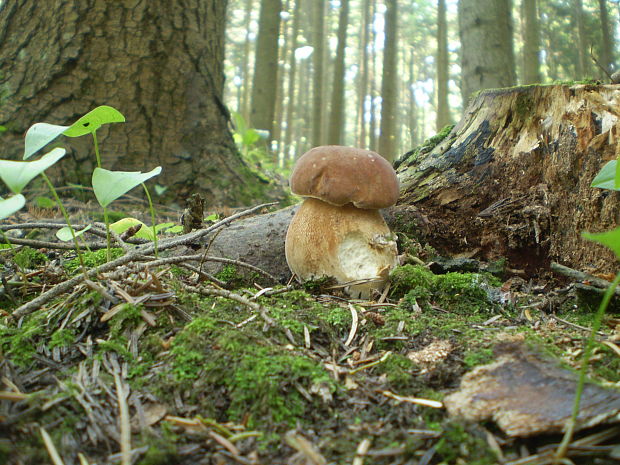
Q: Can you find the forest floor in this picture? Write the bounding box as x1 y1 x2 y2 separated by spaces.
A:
1 199 620 465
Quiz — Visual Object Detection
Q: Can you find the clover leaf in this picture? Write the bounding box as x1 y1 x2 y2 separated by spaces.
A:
92 166 162 208
0 148 66 194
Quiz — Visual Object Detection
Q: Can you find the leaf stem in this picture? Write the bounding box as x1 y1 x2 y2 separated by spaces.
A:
41 173 88 277
554 271 620 462
142 183 158 257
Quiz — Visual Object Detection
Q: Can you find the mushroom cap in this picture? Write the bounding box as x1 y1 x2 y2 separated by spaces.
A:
289 145 399 209
285 198 398 298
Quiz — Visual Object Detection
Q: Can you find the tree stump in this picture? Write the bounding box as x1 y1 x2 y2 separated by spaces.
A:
396 84 619 274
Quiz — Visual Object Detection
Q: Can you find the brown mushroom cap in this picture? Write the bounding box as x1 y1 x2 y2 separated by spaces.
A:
289 145 399 209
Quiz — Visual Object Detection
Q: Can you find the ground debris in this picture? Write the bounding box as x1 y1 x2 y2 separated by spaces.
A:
444 342 620 437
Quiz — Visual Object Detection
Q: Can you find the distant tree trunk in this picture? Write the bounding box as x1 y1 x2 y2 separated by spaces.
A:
272 0 291 164
574 0 590 79
378 0 398 162
521 0 542 84
0 0 275 206
250 0 282 144
312 1 326 147
597 0 615 75
396 84 619 274
327 0 350 146
241 0 254 122
408 50 419 147
283 0 301 168
357 0 372 148
436 0 452 130
458 0 516 104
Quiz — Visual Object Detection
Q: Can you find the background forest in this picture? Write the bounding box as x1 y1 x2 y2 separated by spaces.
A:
224 0 620 169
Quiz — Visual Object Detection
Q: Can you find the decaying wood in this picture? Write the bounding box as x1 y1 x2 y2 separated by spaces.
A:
396 84 620 274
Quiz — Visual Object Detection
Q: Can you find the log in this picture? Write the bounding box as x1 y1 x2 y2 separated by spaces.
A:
204 84 620 278
396 84 620 274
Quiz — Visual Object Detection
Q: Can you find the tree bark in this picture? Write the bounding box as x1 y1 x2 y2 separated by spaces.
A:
521 0 542 84
597 0 615 77
458 0 516 104
311 1 326 147
436 0 452 130
327 0 350 146
378 0 399 162
0 0 274 206
206 85 620 280
250 0 282 144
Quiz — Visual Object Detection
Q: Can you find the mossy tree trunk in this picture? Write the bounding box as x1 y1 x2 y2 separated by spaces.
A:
396 84 620 274
0 0 274 206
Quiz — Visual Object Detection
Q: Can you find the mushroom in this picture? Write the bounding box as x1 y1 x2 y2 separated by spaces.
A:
285 145 399 298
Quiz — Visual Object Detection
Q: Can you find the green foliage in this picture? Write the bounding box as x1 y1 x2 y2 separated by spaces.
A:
34 196 55 209
64 248 123 274
92 166 162 208
0 148 66 194
49 328 76 349
390 265 496 315
435 421 498 464
13 246 48 269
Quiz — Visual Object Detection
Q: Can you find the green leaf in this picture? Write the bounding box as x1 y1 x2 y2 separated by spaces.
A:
242 128 261 147
110 217 155 240
92 166 162 207
583 228 620 260
0 194 26 220
154 222 183 234
154 184 168 196
63 106 125 137
0 148 66 194
23 123 69 160
56 224 92 242
591 160 620 191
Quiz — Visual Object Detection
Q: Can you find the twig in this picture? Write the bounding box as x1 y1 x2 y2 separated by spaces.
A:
551 262 620 294
180 283 275 326
10 202 277 318
40 427 66 465
113 366 132 465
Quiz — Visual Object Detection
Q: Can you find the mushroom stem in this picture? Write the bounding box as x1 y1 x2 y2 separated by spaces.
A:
285 198 398 299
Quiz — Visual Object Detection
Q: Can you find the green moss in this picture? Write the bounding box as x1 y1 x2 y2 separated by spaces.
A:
463 346 494 368
0 312 47 366
64 247 124 274
435 421 498 464
390 265 434 297
162 313 336 429
13 246 48 269
49 328 76 349
373 353 417 389
136 429 178 465
390 265 498 315
34 196 56 209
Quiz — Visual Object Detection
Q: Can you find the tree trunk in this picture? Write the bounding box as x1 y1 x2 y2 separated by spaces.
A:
597 0 615 77
0 0 274 207
378 0 398 162
327 0 350 146
311 1 326 147
397 84 619 274
241 0 254 122
283 0 302 169
250 0 282 144
458 0 516 104
357 0 372 148
521 0 542 84
436 0 452 130
574 0 590 79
